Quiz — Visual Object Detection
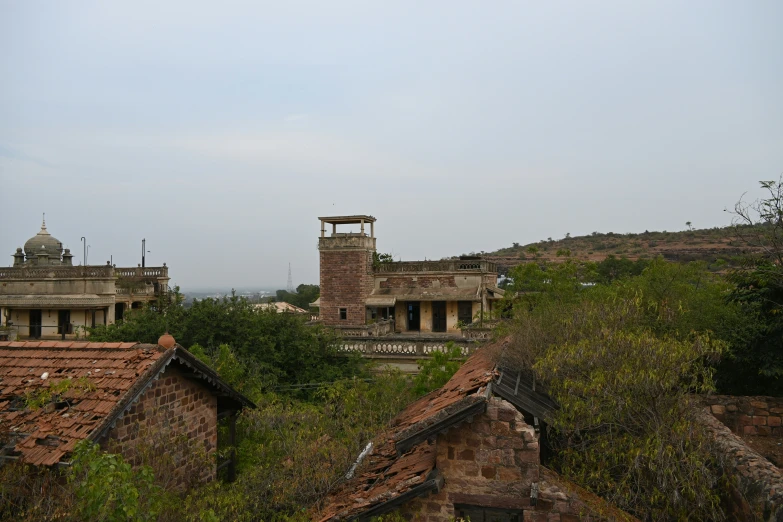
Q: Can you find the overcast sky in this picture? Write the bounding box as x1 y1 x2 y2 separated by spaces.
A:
1 1 781 290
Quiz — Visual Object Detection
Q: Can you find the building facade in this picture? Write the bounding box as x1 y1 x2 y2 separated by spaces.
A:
0 220 170 340
0 336 254 485
317 215 503 334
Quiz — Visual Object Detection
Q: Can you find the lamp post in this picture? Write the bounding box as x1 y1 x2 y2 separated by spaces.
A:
142 238 145 268
81 237 86 266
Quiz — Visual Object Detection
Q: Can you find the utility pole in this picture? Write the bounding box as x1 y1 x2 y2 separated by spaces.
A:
142 238 146 268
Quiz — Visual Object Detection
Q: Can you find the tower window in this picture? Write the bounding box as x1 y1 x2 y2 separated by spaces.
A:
339 308 347 320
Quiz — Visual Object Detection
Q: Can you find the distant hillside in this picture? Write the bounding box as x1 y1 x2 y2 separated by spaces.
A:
476 226 753 275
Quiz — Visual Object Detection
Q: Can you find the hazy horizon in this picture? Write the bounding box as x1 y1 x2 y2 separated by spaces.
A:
2 1 781 288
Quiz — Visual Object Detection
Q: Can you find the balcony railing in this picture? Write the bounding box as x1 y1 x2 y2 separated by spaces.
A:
374 260 496 274
339 337 479 357
115 266 169 279
0 266 114 279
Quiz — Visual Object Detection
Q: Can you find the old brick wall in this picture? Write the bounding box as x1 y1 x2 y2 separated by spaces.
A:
320 249 374 326
103 366 218 489
696 408 783 521
401 398 597 521
702 396 783 436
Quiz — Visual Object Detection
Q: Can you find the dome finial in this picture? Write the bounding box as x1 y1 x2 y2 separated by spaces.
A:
41 213 46 231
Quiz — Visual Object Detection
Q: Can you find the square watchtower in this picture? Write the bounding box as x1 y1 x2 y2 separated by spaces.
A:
318 215 376 326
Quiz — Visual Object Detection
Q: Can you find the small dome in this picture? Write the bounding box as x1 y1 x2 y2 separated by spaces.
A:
24 218 62 260
157 332 176 349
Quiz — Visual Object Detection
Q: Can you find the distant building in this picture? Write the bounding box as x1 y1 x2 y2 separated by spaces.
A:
254 301 309 314
0 334 254 484
316 215 503 334
0 219 170 340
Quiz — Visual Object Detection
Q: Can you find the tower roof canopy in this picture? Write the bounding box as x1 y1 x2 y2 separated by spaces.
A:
318 215 376 225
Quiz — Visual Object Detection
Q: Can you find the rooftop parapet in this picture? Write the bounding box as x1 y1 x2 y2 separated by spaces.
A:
374 259 497 274
0 265 115 279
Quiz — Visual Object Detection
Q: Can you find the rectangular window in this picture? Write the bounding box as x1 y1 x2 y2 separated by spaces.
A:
458 301 473 325
339 308 347 320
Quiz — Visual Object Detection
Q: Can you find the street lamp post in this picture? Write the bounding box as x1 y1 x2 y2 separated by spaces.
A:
81 237 86 266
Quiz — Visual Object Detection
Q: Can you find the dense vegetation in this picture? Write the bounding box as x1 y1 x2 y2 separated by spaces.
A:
1 292 464 521
496 180 783 519
2 180 782 521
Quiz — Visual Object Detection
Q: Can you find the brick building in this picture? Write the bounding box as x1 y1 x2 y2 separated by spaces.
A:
0 335 254 485
314 339 634 521
316 215 504 334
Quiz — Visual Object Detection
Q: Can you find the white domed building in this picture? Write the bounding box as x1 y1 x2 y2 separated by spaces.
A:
1 219 171 340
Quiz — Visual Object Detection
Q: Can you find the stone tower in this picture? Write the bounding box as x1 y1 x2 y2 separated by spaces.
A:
318 215 376 326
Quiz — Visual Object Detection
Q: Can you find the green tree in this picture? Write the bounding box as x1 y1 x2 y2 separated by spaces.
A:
412 342 464 395
68 441 167 522
723 178 783 393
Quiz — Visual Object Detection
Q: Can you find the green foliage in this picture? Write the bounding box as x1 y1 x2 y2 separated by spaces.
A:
504 256 742 520
90 292 365 395
68 441 168 522
412 341 464 395
24 377 96 410
275 284 320 310
372 251 394 268
535 326 725 520
723 178 783 393
207 371 415 520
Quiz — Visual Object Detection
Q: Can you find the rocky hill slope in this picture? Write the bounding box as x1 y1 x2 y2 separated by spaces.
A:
479 226 751 275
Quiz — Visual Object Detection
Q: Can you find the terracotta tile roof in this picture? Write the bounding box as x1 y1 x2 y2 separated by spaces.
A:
0 341 255 467
315 341 503 521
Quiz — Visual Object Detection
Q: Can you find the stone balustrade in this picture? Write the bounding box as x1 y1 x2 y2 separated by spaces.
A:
375 260 497 274
115 266 169 279
0 265 114 279
339 337 479 357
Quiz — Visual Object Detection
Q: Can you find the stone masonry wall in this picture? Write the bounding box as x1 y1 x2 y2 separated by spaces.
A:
702 396 783 437
401 398 599 522
103 366 218 489
696 408 783 521
379 276 457 289
320 249 374 326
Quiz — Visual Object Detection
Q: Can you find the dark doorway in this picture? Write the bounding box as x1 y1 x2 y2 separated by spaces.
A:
58 310 71 337
407 302 420 331
432 301 447 332
115 303 125 322
29 309 42 339
458 301 473 325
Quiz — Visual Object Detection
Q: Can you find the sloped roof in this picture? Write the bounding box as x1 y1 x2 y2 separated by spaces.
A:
0 341 254 466
315 338 630 522
316 343 503 521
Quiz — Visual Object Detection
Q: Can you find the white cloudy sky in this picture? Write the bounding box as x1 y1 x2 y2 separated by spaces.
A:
1 1 781 289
